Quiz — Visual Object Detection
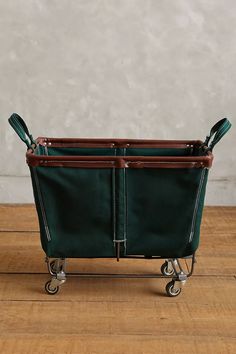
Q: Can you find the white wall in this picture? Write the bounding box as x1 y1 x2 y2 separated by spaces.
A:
0 0 235 204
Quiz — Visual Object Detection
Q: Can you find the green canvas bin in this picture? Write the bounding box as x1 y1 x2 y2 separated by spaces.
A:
9 113 231 296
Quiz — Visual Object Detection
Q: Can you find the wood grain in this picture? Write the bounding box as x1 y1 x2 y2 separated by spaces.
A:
1 300 236 337
0 205 235 354
0 335 235 354
0 204 39 232
0 274 235 303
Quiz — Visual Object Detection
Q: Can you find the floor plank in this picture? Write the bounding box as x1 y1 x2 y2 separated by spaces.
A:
1 300 236 337
0 205 39 232
0 274 235 303
0 245 235 276
0 230 235 255
0 334 235 354
0 233 235 275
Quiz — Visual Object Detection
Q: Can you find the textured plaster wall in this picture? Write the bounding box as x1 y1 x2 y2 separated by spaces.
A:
0 0 235 204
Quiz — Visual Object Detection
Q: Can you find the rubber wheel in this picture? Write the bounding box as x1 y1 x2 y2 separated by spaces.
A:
45 280 59 295
161 261 174 276
165 280 182 297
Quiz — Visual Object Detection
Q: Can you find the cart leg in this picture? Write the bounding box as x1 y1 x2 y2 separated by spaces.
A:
45 257 67 295
165 258 187 297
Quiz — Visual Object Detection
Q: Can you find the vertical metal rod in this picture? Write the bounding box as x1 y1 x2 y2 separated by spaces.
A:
116 242 120 262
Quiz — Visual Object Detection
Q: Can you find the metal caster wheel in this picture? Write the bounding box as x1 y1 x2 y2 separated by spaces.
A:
50 260 57 274
45 280 59 295
50 260 62 274
165 280 182 297
161 261 174 276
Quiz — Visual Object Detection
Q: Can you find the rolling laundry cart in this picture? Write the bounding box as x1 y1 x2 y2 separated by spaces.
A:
9 114 231 296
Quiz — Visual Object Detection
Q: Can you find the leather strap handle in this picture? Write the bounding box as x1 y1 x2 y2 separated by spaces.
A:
8 113 36 149
204 118 232 151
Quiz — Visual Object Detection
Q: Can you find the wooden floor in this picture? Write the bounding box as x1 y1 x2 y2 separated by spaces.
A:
0 205 235 353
